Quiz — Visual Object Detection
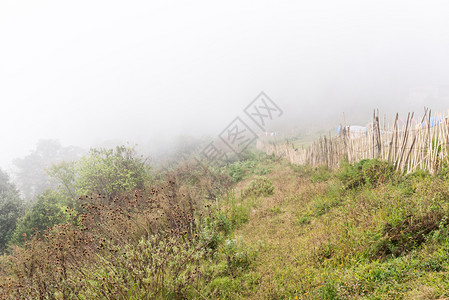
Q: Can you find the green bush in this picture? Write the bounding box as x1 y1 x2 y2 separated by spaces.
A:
75 145 150 201
338 159 397 190
9 190 74 246
0 169 24 252
228 160 257 182
241 177 274 198
226 155 272 183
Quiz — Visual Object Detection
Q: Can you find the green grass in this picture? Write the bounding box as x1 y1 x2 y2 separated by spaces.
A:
208 158 449 299
226 152 274 182
5 152 449 299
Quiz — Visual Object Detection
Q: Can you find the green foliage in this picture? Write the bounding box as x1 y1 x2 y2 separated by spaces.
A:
0 159 259 299
241 177 274 198
375 212 443 258
216 191 252 232
74 145 149 201
223 238 253 276
270 206 283 214
311 166 333 182
320 282 340 300
9 149 449 299
9 190 74 245
227 160 255 182
289 164 332 183
289 163 313 175
398 168 431 196
338 159 397 189
312 195 339 217
0 169 24 252
437 161 449 179
431 137 442 155
198 237 259 298
46 161 77 198
78 235 214 299
297 183 340 224
226 155 272 183
13 139 83 200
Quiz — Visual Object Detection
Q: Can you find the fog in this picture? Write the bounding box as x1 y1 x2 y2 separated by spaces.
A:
1 0 449 168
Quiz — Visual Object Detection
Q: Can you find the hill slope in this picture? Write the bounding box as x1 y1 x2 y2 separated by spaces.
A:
215 158 449 299
2 152 449 299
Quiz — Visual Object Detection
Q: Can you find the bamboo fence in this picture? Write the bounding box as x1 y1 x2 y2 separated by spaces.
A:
259 109 449 174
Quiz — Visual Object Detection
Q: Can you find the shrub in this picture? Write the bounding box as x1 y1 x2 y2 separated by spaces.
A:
376 212 444 258
0 160 241 299
9 190 73 246
0 169 24 252
226 155 272 183
338 159 397 190
75 145 150 202
228 160 256 182
241 177 274 198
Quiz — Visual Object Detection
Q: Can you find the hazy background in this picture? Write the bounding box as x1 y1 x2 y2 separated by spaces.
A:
2 0 449 169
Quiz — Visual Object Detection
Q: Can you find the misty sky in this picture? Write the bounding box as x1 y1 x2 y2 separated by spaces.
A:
1 0 449 168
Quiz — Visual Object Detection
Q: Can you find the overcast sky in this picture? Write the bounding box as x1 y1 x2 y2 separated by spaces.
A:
1 0 449 168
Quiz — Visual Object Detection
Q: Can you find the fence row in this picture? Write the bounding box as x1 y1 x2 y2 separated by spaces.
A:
259 109 449 174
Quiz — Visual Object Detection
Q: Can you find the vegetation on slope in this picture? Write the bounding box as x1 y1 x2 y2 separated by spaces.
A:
1 148 449 299
222 159 449 299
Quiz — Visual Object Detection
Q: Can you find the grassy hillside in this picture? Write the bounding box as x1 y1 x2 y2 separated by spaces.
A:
2 150 449 299
214 159 449 299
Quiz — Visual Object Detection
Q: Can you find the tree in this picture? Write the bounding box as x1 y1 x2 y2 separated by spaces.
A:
74 145 149 201
9 190 73 246
46 161 77 199
0 169 24 252
13 140 84 201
